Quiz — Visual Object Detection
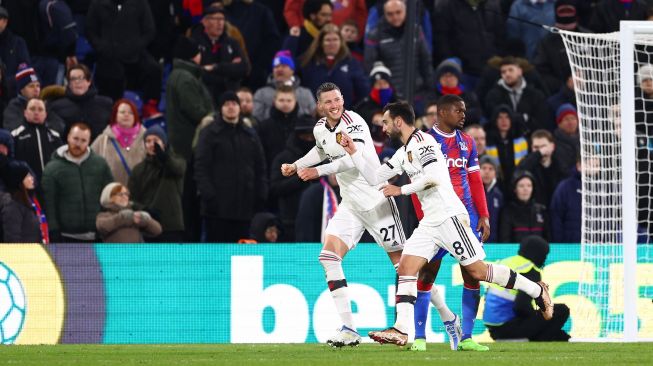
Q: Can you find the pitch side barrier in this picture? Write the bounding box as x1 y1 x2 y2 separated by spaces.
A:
0 243 651 344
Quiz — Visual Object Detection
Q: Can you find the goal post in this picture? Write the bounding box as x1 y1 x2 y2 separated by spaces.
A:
559 21 653 342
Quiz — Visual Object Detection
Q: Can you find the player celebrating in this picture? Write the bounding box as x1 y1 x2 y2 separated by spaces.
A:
411 95 491 352
338 101 553 347
281 83 406 348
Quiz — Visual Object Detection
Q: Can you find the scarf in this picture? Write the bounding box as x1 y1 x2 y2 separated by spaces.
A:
29 196 49 244
370 87 394 106
304 19 320 39
111 124 141 149
437 84 464 96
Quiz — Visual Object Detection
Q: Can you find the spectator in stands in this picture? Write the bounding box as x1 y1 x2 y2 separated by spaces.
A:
86 0 163 118
589 0 648 33
42 122 114 242
248 212 283 243
191 5 249 100
194 91 267 242
237 87 258 128
35 0 78 87
128 125 186 243
635 63 653 135
426 58 484 125
96 182 161 243
484 235 570 341
499 171 549 242
365 0 432 96
507 0 555 60
270 115 316 241
3 64 66 133
353 62 398 125
295 174 340 242
301 24 369 109
0 129 13 193
517 129 569 207
485 104 529 196
480 155 503 244
415 101 437 132
1 161 48 243
553 104 580 172
0 7 30 98
166 36 213 162
257 85 300 174
285 0 367 43
534 0 586 95
433 0 505 87
465 124 488 158
340 19 363 63
11 98 63 181
282 0 333 60
91 99 146 186
485 57 552 135
365 0 433 54
223 0 281 90
550 154 581 243
253 50 316 122
47 64 113 141
547 73 576 119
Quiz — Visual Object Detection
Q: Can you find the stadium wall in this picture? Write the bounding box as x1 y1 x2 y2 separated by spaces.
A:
0 244 651 344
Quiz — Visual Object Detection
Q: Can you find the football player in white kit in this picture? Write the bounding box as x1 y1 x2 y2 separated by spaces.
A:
281 83 406 347
338 101 554 347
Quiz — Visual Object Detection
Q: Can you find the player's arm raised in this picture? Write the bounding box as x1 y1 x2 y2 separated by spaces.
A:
340 132 399 186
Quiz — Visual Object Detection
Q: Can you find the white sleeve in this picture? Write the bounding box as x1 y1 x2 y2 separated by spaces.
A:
294 146 326 169
350 150 401 186
314 140 370 176
400 157 442 195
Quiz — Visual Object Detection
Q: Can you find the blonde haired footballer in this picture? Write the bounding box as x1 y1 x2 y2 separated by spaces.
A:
281 83 406 347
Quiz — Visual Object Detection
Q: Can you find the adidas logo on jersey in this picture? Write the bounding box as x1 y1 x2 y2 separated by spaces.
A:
392 241 399 247
460 255 467 261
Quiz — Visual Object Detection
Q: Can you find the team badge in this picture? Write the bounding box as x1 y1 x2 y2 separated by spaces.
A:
458 141 468 151
407 151 413 162
336 132 342 144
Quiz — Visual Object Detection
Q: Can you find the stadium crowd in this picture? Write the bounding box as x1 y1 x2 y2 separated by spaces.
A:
0 0 652 244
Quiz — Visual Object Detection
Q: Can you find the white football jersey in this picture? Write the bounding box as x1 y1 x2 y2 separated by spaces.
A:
314 110 386 211
385 129 467 226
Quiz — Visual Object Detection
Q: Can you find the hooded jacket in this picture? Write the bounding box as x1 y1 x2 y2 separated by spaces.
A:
248 212 282 243
499 172 549 243
485 77 552 134
252 75 316 122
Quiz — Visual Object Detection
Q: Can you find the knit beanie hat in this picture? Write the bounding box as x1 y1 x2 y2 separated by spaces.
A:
369 61 392 84
272 50 295 71
144 125 168 146
174 37 201 61
15 63 39 92
218 90 240 108
4 161 31 192
0 6 8 19
638 64 653 85
556 103 577 125
203 5 224 16
435 58 462 80
100 182 122 208
555 0 578 26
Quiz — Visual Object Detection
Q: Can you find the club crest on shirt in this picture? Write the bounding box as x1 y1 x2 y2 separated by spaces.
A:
336 132 342 144
458 141 468 151
407 151 413 162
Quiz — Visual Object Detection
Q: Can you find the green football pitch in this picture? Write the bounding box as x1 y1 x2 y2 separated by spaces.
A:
1 343 651 365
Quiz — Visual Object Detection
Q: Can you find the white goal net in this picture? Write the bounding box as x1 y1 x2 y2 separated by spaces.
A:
560 22 653 341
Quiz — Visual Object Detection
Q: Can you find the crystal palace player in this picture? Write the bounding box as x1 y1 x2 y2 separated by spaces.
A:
281 83 406 348
411 94 492 352
338 101 553 348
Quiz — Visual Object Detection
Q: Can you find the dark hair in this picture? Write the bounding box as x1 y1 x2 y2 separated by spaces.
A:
531 129 554 143
500 56 521 68
383 101 415 125
316 82 341 101
302 0 332 19
436 94 464 111
237 86 253 94
67 63 91 81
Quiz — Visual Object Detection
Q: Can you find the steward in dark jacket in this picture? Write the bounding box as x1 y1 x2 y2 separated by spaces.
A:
194 93 267 242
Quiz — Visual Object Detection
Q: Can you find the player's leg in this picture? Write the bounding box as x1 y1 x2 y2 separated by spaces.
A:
368 226 438 346
444 215 553 321
457 266 489 351
320 207 366 347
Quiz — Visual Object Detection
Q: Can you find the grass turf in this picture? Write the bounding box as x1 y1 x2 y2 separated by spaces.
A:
0 343 650 365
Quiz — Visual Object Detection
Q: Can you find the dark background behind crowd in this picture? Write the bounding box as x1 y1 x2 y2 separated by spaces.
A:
0 0 652 244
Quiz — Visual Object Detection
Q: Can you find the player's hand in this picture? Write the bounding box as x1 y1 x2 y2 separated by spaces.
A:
281 163 297 177
297 167 319 181
477 216 491 242
380 184 402 197
339 132 357 155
